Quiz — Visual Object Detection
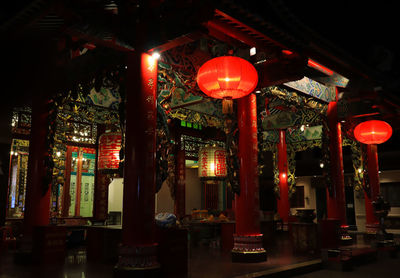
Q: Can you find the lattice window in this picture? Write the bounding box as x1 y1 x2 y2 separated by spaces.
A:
64 120 97 144
11 107 32 135
180 134 224 160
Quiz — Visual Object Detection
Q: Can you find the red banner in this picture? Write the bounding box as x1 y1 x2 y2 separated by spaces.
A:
98 132 121 170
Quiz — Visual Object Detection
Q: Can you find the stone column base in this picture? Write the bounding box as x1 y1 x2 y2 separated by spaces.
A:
231 234 267 263
114 244 160 277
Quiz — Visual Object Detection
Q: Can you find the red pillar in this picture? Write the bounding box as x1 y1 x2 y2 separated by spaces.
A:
19 97 67 265
175 150 186 219
232 93 266 262
364 144 380 233
23 97 51 236
92 124 107 222
277 129 290 227
326 91 347 226
116 52 159 272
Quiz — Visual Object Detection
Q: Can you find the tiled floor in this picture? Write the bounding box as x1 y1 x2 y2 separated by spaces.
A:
0 232 319 278
294 256 400 278
188 233 319 278
1 232 397 278
0 248 114 278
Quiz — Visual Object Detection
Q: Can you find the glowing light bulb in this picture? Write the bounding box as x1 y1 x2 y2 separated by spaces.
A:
152 52 160 60
210 162 215 172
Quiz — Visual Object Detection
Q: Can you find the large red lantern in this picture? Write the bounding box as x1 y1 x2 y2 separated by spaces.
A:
197 56 258 114
354 120 392 144
98 132 122 171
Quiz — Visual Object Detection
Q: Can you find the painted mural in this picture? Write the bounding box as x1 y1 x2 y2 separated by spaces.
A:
262 109 322 130
157 41 224 129
87 86 120 109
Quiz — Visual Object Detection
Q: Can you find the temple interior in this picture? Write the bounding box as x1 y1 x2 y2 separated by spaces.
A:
1 1 400 278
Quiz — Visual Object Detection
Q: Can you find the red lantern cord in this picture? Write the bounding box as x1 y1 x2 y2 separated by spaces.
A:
197 56 258 114
354 120 392 144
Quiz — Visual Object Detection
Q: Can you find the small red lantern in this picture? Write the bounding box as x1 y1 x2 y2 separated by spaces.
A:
98 132 122 171
197 56 258 114
198 146 227 179
354 120 392 144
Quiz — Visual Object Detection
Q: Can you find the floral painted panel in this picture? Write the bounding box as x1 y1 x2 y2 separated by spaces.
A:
284 77 336 103
87 87 120 109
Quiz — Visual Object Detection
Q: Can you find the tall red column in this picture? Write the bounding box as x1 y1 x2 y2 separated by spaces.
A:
326 91 347 226
115 52 159 273
92 124 109 223
364 144 380 233
277 129 290 227
232 93 266 262
23 97 51 236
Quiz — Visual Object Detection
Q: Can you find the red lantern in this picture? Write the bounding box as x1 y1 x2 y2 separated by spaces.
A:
197 56 258 114
354 120 392 144
198 146 227 179
98 132 122 171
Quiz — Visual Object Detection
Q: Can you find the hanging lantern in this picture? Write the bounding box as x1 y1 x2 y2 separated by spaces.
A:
198 146 227 179
354 120 392 144
98 132 122 171
197 56 258 114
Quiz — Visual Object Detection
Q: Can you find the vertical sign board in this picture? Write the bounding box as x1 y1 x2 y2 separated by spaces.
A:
98 133 122 171
175 150 186 218
93 172 109 221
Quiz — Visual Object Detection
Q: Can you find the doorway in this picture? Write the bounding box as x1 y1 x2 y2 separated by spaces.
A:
62 146 96 217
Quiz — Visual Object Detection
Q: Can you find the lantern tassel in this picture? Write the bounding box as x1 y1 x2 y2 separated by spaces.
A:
222 97 233 114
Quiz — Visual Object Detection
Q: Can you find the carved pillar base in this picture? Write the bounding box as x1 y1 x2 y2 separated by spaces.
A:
231 234 267 263
366 223 380 234
339 225 353 245
114 244 160 277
